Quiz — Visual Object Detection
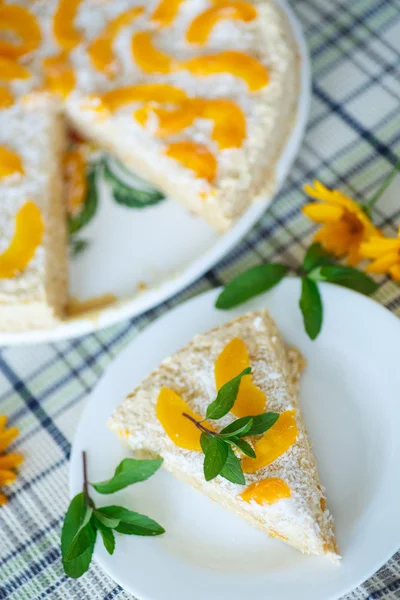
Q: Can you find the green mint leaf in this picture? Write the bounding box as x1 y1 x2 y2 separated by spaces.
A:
98 525 115 555
62 518 97 579
61 493 94 564
68 169 98 235
246 412 279 436
229 437 256 458
299 278 323 340
313 265 378 295
302 243 334 273
203 436 228 481
100 506 165 536
220 417 253 438
92 457 163 494
220 446 246 485
215 264 288 310
206 368 251 420
93 511 120 529
103 161 165 208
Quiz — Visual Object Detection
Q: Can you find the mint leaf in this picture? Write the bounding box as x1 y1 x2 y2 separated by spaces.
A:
215 264 288 310
69 237 89 258
206 368 251 420
92 457 163 494
312 265 378 295
68 169 98 235
203 436 228 481
61 493 97 579
246 412 279 436
220 417 253 438
220 445 246 484
100 506 165 536
94 511 120 529
299 278 323 340
229 437 256 458
97 525 115 555
302 243 334 273
103 161 165 208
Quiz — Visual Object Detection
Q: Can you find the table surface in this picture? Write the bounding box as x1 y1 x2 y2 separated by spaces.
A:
1 0 400 598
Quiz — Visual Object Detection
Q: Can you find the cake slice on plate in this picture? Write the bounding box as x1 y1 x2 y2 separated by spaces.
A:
109 311 339 561
0 94 68 331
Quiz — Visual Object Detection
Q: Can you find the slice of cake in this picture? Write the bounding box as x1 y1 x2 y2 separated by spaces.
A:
0 94 68 331
109 311 339 561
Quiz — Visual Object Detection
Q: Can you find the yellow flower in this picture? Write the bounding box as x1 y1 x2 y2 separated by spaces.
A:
303 181 379 266
0 415 23 506
360 228 400 282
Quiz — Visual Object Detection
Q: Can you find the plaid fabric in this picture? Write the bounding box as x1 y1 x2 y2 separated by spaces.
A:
1 0 400 597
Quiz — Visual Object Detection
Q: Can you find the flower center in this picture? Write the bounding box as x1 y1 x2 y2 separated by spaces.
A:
342 210 363 235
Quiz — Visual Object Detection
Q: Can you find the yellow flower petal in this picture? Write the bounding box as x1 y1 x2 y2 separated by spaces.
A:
366 252 400 274
389 264 400 281
302 203 343 223
361 238 400 258
0 470 17 485
0 453 23 469
0 416 7 431
346 244 362 267
0 426 19 453
0 493 7 506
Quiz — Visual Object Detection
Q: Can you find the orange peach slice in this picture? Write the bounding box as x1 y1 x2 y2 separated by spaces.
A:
53 0 82 51
165 141 217 182
131 32 177 74
88 6 144 77
151 0 185 27
0 145 24 181
185 50 268 91
63 148 87 215
0 86 13 109
156 388 210 451
102 83 188 112
215 338 266 417
240 478 291 505
0 5 41 59
0 57 30 81
42 52 75 98
186 1 257 45
0 202 44 280
242 410 298 473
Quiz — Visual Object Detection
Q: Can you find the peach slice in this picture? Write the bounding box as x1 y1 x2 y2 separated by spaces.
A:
63 148 87 215
101 83 188 112
42 52 75 98
0 202 44 280
131 32 177 74
185 50 268 91
88 6 144 77
0 57 30 81
186 1 257 45
242 410 298 473
165 141 217 182
215 338 266 417
53 0 82 51
240 478 291 505
0 145 24 181
151 0 185 27
156 388 211 451
0 86 13 109
0 5 41 59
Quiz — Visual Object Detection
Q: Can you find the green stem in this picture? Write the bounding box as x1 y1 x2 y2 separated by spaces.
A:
365 157 400 209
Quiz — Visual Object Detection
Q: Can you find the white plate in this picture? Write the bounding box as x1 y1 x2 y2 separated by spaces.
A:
70 279 400 600
1 0 310 346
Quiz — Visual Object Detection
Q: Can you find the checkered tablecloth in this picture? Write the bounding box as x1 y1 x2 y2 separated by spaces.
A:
1 0 400 598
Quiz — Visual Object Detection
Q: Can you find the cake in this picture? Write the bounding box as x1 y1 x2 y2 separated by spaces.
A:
0 94 68 331
109 311 339 560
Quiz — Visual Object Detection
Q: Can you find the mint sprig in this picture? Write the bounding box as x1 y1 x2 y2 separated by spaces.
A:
182 372 279 484
61 452 164 579
215 243 378 340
